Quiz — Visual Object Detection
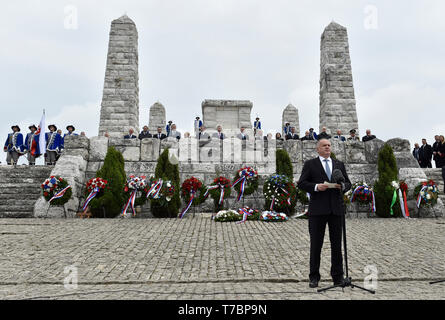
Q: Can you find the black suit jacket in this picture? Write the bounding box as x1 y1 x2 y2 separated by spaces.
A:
298 157 351 216
153 133 167 140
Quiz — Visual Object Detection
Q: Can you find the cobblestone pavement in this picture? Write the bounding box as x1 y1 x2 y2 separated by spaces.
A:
0 216 444 300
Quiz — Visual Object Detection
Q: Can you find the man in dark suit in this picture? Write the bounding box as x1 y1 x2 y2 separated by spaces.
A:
419 138 433 168
138 126 152 140
298 139 352 288
124 128 137 139
153 127 167 140
285 127 299 140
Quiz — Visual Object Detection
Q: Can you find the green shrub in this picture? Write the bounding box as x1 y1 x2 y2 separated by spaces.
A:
276 149 293 180
374 144 401 218
89 147 126 218
151 149 181 218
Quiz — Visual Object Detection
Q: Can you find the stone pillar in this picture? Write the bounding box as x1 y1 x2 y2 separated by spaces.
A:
149 102 166 134
98 15 139 138
282 104 300 137
319 21 359 137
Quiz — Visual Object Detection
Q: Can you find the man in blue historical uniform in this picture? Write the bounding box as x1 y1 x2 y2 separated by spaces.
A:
283 122 291 136
194 116 203 135
253 117 261 135
4 125 24 165
24 124 40 165
45 124 62 165
60 125 78 155
165 121 173 137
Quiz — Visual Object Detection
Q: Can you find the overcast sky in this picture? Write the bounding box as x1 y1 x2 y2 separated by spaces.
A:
1 0 444 165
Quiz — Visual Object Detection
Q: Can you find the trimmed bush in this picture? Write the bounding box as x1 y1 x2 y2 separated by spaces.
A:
276 149 293 180
89 147 126 218
374 144 401 218
151 149 181 218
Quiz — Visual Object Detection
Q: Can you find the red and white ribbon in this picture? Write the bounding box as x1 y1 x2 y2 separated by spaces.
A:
179 191 195 219
49 185 71 203
122 189 137 217
82 187 99 211
236 208 252 224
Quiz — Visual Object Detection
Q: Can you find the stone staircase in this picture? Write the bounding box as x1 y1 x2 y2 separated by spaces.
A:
0 165 53 218
423 168 445 205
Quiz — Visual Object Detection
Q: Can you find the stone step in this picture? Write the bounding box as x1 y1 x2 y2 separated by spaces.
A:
0 188 42 195
0 199 40 206
0 210 34 218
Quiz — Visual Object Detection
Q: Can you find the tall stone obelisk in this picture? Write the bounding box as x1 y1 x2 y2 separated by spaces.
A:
99 15 139 137
319 21 359 136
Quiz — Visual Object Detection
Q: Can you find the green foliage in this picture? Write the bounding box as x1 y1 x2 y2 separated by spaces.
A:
41 176 72 206
374 144 401 218
276 149 294 180
232 167 259 197
151 149 181 218
330 151 337 160
89 147 126 218
207 176 232 212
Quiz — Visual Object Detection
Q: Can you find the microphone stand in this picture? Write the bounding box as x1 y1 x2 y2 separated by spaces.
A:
317 178 375 294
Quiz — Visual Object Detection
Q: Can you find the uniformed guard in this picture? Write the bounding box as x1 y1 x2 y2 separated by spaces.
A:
3 125 24 166
24 124 40 165
253 117 261 135
347 129 360 141
194 117 203 135
45 124 62 165
60 125 78 156
166 121 173 137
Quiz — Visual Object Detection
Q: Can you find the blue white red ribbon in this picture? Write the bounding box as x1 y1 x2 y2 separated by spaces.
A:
416 185 428 208
179 191 195 219
232 176 247 201
49 185 71 203
82 187 99 211
236 208 252 224
204 184 226 205
146 179 163 199
122 189 137 217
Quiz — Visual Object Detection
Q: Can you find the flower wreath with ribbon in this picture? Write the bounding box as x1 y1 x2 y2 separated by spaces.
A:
260 211 289 222
179 176 206 218
121 175 147 217
236 207 261 224
145 176 175 207
350 182 376 213
81 177 108 213
413 179 439 208
41 176 72 206
263 174 297 213
232 166 259 201
204 176 232 207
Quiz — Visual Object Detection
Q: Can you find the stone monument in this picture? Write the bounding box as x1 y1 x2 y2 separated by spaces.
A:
282 104 300 137
149 102 166 134
202 100 253 137
319 21 359 136
98 15 139 138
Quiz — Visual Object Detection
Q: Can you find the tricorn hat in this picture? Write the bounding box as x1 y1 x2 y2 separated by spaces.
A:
48 124 57 131
66 125 75 131
11 125 20 132
168 120 173 124
256 117 260 120
28 124 37 130
196 116 200 120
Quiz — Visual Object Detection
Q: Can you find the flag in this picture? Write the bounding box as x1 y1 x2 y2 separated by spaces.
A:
38 110 46 156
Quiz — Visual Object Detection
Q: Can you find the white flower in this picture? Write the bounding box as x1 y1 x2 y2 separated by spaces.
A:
426 194 431 200
391 181 399 189
167 182 171 188
166 196 171 202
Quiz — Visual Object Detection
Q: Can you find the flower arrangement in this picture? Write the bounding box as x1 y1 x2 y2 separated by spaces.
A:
397 181 410 218
179 176 206 218
41 176 72 206
145 177 175 207
350 182 376 213
82 177 109 212
414 180 439 208
213 207 260 222
260 211 289 222
122 175 147 217
263 174 297 214
232 166 259 201
204 176 232 211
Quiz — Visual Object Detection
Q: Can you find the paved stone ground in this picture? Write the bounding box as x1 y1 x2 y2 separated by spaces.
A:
0 216 444 300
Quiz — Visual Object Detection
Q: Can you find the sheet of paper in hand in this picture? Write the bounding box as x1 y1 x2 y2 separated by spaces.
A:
323 182 339 189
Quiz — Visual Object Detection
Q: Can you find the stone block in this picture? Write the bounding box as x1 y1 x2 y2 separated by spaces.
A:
121 146 140 161
363 139 385 164
89 136 109 162
64 135 90 149
141 139 154 161
345 141 366 164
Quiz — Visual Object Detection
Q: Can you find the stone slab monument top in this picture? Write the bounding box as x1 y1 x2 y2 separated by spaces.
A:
202 100 253 137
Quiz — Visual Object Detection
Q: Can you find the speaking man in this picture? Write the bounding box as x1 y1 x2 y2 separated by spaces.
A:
297 139 351 288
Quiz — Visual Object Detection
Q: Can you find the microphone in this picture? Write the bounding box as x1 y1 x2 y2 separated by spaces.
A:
331 169 345 183
331 169 345 191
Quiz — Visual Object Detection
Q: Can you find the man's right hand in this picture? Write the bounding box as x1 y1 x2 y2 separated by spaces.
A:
316 184 329 191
